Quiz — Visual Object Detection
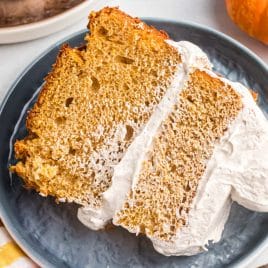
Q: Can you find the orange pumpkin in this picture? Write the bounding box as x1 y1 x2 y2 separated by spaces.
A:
225 0 268 45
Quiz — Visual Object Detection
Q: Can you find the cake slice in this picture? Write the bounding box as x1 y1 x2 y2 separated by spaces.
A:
11 7 268 256
11 7 181 206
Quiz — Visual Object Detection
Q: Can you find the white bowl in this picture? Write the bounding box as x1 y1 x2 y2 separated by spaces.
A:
0 0 109 44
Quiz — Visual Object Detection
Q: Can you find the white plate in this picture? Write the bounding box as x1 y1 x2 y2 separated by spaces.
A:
0 0 111 44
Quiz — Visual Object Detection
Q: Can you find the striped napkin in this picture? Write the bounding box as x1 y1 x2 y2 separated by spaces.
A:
0 220 37 268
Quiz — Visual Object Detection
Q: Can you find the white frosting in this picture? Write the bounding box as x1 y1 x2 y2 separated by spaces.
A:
215 78 268 212
78 40 268 256
77 41 211 230
171 40 212 70
152 73 268 256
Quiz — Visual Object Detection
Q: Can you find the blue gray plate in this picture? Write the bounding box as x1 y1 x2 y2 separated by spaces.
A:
0 20 268 268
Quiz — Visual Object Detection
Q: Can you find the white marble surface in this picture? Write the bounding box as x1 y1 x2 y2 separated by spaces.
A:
0 0 267 267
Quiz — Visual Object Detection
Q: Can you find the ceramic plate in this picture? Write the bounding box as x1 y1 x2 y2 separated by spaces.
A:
0 20 267 267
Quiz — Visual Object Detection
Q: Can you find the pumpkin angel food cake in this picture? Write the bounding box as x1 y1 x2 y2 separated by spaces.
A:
11 7 268 256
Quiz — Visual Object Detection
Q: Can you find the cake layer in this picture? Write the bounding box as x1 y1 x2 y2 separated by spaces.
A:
152 78 268 256
114 70 243 240
11 7 181 206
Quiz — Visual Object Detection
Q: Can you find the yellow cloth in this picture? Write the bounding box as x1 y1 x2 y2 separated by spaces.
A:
0 220 37 268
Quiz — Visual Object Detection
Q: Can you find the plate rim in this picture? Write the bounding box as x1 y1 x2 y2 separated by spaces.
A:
0 0 99 44
0 19 267 267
